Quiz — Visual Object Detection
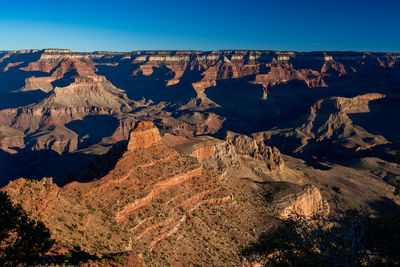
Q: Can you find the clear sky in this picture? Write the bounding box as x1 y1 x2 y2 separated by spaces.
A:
0 0 399 52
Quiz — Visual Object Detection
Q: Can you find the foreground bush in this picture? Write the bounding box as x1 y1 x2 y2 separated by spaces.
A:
0 191 54 266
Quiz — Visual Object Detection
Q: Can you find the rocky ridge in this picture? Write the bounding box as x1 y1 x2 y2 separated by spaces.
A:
2 122 329 265
1 49 399 159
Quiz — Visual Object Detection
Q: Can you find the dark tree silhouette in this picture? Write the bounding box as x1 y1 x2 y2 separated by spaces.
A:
0 191 54 266
243 203 400 266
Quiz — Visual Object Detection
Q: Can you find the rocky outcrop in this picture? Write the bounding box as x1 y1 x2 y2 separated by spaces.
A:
271 184 330 219
226 132 284 171
127 121 161 150
170 132 293 184
202 140 241 170
170 135 239 169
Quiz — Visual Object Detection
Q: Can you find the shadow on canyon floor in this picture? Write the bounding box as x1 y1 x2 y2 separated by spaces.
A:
51 68 78 88
349 96 400 143
0 52 44 92
0 138 129 187
65 115 119 150
0 90 49 109
0 148 97 187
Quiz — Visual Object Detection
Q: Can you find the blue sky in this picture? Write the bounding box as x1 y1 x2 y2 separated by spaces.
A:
0 0 399 52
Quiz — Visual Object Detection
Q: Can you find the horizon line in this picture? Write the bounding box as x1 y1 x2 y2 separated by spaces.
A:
1 48 400 54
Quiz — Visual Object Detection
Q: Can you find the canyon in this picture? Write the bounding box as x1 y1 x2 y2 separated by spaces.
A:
1 49 399 265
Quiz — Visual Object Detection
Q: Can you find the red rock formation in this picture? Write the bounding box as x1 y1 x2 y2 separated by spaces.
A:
127 121 161 150
226 132 284 171
0 49 399 164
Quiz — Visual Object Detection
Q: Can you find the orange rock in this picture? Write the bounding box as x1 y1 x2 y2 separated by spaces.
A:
127 121 161 150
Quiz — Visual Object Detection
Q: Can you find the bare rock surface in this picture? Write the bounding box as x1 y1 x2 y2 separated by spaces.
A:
127 121 161 150
270 184 330 219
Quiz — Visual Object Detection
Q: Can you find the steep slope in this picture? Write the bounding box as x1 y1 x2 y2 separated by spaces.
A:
2 122 328 265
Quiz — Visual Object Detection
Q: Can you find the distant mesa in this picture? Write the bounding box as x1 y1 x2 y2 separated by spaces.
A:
42 49 74 54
